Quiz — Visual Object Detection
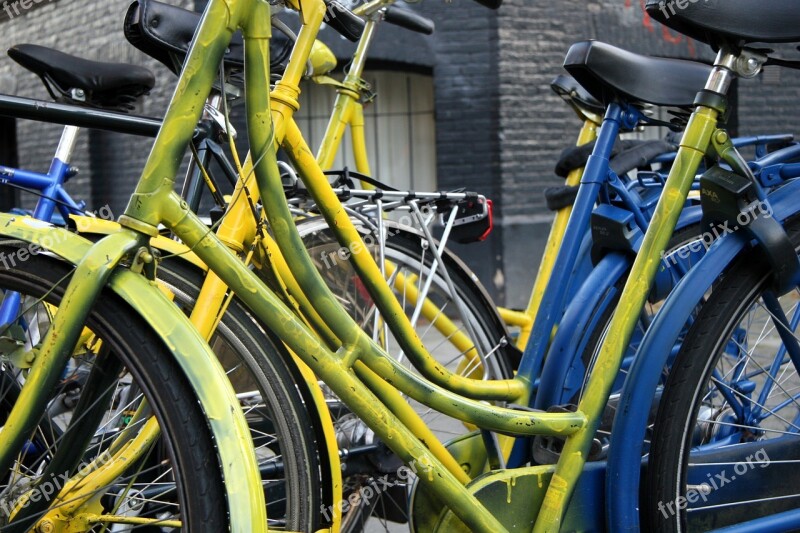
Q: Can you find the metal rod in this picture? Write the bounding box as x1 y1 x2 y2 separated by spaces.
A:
0 93 197 138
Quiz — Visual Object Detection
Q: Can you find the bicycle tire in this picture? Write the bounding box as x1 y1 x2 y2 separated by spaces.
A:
646 215 800 531
298 218 514 531
0 242 226 532
158 258 322 531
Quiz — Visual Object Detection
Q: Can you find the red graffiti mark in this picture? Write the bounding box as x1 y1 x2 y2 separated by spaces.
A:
686 37 697 57
662 25 683 44
623 0 698 57
624 0 656 32
638 0 656 32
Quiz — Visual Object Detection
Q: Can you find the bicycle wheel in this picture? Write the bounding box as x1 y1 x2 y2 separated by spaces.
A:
158 258 322 531
647 215 800 531
298 218 514 532
0 242 226 532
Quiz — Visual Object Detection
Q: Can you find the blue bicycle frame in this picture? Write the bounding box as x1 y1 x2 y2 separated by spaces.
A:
493 91 800 529
0 124 86 325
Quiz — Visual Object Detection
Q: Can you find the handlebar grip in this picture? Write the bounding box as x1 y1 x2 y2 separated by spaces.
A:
384 7 434 35
473 0 502 8
324 0 366 42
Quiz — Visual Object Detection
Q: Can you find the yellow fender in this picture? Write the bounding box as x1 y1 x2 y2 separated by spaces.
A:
0 214 264 530
68 214 343 531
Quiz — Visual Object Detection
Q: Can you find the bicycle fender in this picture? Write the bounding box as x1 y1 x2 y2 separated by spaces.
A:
534 253 629 408
607 176 800 531
606 230 747 531
68 215 206 270
73 213 343 531
536 209 703 409
0 214 267 532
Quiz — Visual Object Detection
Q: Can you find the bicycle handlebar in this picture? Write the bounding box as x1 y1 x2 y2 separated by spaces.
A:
324 0 366 42
384 7 434 35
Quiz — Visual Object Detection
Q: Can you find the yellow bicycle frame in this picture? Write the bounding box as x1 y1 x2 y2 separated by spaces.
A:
0 0 729 530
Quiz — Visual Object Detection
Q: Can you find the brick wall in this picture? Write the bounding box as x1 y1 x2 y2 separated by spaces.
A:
1 0 798 306
0 0 192 216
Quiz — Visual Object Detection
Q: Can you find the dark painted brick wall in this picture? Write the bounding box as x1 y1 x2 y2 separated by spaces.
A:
1 0 799 306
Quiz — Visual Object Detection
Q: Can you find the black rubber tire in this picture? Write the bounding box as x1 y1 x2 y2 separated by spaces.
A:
0 242 226 531
157 258 323 531
646 215 800 531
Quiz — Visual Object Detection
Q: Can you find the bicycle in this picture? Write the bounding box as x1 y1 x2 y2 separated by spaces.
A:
0 6 508 531
0 9 515 529
0 43 331 531
4 0 800 531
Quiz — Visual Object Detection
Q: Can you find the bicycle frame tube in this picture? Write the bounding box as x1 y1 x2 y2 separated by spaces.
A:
1 124 84 222
531 100 720 533
313 14 498 360
316 14 374 175
0 127 84 326
515 104 627 384
285 117 528 400
511 117 600 349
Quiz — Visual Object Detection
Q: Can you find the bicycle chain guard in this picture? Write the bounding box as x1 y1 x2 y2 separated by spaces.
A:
408 431 603 531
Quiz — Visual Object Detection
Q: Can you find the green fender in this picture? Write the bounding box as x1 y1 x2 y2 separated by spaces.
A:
0 214 267 532
32 215 342 528
68 214 343 525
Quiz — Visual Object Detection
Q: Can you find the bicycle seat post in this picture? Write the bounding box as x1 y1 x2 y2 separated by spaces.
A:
34 93 83 221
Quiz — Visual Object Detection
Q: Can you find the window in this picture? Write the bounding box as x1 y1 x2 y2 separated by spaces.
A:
296 70 437 192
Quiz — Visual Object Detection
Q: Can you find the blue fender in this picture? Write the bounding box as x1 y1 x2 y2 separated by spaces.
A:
536 205 704 408
607 178 800 531
535 252 629 408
